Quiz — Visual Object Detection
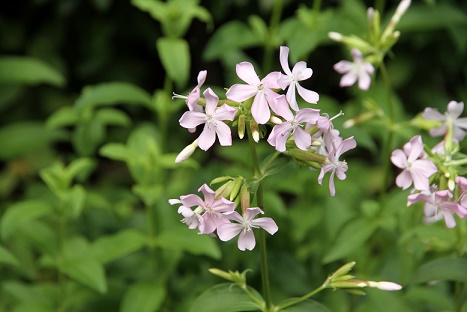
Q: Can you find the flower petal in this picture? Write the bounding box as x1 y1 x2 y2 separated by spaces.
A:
226 84 258 102
203 88 219 115
214 121 233 146
198 125 217 151
294 127 312 150
252 217 278 235
236 62 260 85
279 46 292 76
296 84 319 104
179 111 206 129
238 230 256 251
217 223 243 242
251 93 270 124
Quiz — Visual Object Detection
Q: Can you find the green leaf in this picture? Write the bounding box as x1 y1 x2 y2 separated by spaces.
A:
91 229 147 264
322 218 378 264
0 245 19 266
60 258 107 294
157 225 221 259
1 200 52 239
398 4 467 32
99 143 132 162
0 56 65 87
46 106 79 128
190 283 263 312
203 21 258 61
411 258 467 284
66 158 96 183
260 155 288 179
120 281 166 312
18 220 58 255
67 185 86 218
156 38 190 88
95 108 132 127
0 122 67 160
72 115 105 156
75 82 152 110
279 299 331 312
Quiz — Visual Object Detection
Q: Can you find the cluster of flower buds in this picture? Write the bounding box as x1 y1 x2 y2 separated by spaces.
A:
391 101 467 228
329 0 411 90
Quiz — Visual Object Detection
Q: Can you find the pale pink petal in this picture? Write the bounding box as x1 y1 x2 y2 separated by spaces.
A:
422 108 445 121
264 88 283 115
396 170 413 190
340 71 358 87
202 215 218 234
279 46 292 76
411 159 437 177
211 197 235 213
203 88 219 115
407 135 424 162
296 84 319 104
251 93 270 124
214 121 233 146
351 48 363 61
358 72 371 90
441 210 456 228
328 171 336 196
294 127 311 150
223 211 245 223
245 207 264 221
286 83 299 111
238 230 256 251
318 164 333 185
198 184 215 204
217 223 243 241
179 111 206 129
410 169 431 191
447 101 463 119
198 126 216 151
226 84 258 102
197 70 207 86
252 217 278 235
278 74 292 90
336 137 357 158
296 108 320 123
391 149 407 169
262 72 281 89
180 194 204 207
333 60 353 73
236 62 260 85
430 125 447 137
213 104 237 121
177 206 194 217
292 62 312 80
273 95 294 120
168 199 181 205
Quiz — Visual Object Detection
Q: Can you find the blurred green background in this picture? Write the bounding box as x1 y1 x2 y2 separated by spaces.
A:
0 0 467 311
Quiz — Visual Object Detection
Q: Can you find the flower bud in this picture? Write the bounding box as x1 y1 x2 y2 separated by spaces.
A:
175 139 198 163
328 32 343 42
250 119 260 142
240 184 250 215
238 114 246 139
367 281 403 291
229 177 244 202
215 180 236 199
270 116 283 125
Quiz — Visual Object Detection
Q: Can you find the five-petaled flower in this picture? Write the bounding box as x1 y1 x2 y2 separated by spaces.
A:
318 136 357 196
391 135 437 191
217 208 278 251
267 95 320 152
422 101 467 141
226 62 281 124
169 184 235 234
179 88 238 151
333 49 374 91
277 46 319 110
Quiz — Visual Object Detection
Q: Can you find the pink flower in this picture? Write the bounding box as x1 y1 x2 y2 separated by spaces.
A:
422 101 467 140
277 46 319 110
318 136 357 196
179 88 237 151
217 208 278 251
226 62 281 124
391 135 437 191
169 184 235 234
333 49 374 91
267 95 320 152
408 190 466 228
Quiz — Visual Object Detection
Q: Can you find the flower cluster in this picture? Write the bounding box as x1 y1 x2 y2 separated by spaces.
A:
171 45 357 250
391 101 467 228
169 184 278 251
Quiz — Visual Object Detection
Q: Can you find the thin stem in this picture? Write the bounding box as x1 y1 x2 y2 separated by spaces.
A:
379 61 395 201
57 205 67 312
278 284 326 310
312 0 322 15
247 127 272 310
263 0 284 73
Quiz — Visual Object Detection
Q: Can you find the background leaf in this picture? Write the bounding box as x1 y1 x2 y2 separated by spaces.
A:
0 56 65 86
120 281 166 312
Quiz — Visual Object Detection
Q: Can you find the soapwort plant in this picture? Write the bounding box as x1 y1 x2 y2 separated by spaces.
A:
169 43 402 311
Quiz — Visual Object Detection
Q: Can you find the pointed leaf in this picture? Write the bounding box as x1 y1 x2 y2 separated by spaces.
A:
95 108 132 127
99 143 132 162
156 38 190 88
75 82 152 110
1 200 52 239
60 258 107 294
0 122 67 160
157 225 221 259
0 56 65 87
411 258 467 284
190 283 263 312
0 245 19 267
91 229 147 264
46 106 79 128
323 218 378 264
120 281 166 312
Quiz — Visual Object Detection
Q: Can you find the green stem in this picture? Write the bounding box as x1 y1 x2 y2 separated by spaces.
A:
312 0 322 15
379 62 394 201
278 284 326 310
247 127 272 310
263 0 284 73
57 205 67 312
